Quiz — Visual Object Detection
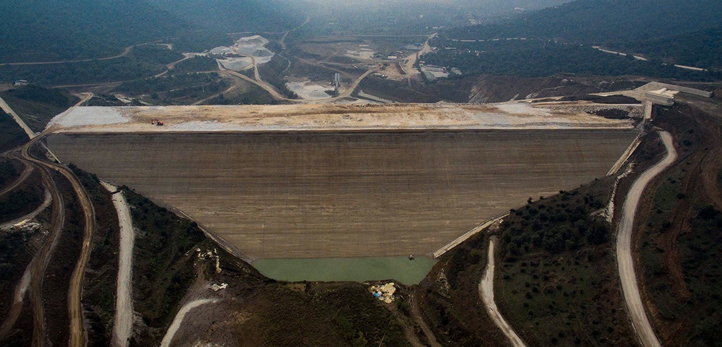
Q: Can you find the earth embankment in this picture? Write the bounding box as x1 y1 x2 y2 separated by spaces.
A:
47 130 638 259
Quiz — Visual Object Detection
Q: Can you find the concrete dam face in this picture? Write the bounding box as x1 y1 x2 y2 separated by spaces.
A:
47 130 638 259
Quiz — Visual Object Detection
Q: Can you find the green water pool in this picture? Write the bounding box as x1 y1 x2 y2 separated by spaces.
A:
253 256 437 285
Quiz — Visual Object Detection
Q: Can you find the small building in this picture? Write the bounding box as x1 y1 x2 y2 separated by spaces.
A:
12 80 28 86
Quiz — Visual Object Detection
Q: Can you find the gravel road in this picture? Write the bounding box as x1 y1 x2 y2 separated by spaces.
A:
616 131 676 347
479 236 527 347
102 182 135 347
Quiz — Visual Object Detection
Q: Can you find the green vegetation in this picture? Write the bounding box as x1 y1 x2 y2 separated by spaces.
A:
124 189 206 344
258 55 298 99
148 0 305 34
441 0 722 44
235 281 411 347
130 45 184 65
0 85 78 132
677 206 722 344
0 0 184 62
422 40 720 81
416 232 509 346
115 73 229 105
428 0 722 81
610 26 722 70
0 161 18 186
202 83 276 105
1 56 164 87
0 188 42 220
0 109 28 151
68 165 118 345
636 104 722 345
0 0 302 63
171 56 218 74
495 180 634 346
499 190 610 256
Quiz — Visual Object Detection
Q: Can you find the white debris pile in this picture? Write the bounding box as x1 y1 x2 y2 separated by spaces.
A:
210 283 228 292
1 220 41 233
196 248 222 274
369 283 396 303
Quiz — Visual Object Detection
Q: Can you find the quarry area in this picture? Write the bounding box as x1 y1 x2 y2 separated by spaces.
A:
44 101 641 260
46 101 640 133
212 35 274 70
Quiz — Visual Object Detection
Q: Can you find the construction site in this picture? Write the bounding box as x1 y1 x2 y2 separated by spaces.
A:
45 101 641 260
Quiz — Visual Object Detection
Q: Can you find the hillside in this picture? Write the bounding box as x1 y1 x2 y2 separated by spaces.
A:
441 0 722 44
610 26 722 70
148 0 305 34
0 0 303 63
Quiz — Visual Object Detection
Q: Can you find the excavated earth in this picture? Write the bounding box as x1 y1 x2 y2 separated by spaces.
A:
45 103 640 259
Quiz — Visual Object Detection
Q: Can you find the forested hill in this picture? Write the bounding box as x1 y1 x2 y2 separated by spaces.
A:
609 26 722 70
147 0 306 34
0 0 304 63
441 0 722 44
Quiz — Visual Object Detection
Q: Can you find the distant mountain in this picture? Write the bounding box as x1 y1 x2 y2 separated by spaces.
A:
0 0 304 63
147 0 305 34
442 0 722 44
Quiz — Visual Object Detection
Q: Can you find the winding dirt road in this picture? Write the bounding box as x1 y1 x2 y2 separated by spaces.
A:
0 162 64 344
29 166 65 347
279 16 310 51
479 236 527 347
617 131 677 347
219 62 377 103
19 131 96 347
160 299 218 347
101 182 135 347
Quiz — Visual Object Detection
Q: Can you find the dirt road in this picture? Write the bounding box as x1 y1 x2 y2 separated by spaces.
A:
0 46 133 67
616 131 677 347
280 16 310 51
29 167 65 347
154 53 196 78
20 133 96 347
220 62 377 103
160 299 218 347
0 95 36 138
433 214 506 258
409 294 442 347
0 163 64 344
101 182 135 347
479 236 527 347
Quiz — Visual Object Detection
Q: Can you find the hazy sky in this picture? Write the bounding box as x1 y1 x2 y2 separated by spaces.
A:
303 0 572 10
